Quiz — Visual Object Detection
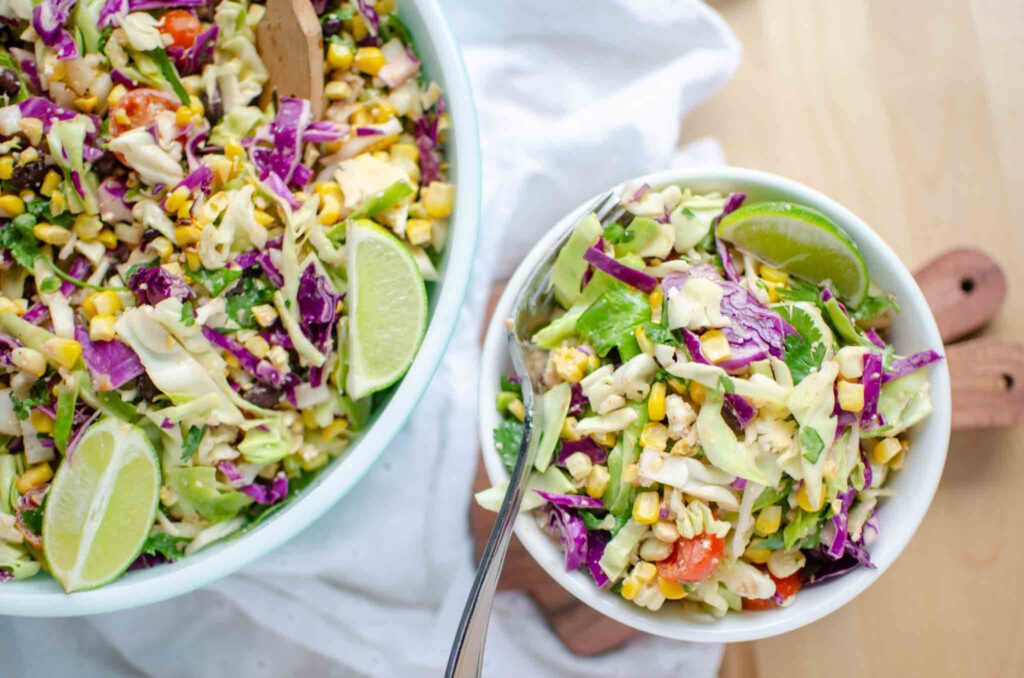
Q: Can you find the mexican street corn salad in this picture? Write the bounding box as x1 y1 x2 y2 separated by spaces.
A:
0 0 453 591
479 185 941 616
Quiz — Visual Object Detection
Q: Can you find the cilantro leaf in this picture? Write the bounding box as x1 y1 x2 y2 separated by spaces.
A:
577 284 649 358
191 267 242 296
783 509 823 550
499 375 522 397
783 332 826 385
19 507 43 536
641 321 679 347
602 222 632 246
852 293 900 322
224 276 274 329
775 278 822 304
141 532 191 562
800 427 825 463
10 380 49 420
180 424 207 461
493 418 524 473
0 213 41 269
752 481 791 512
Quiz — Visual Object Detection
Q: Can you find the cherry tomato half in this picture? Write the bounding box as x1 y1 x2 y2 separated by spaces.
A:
159 9 202 50
109 88 180 135
656 533 725 583
743 572 802 611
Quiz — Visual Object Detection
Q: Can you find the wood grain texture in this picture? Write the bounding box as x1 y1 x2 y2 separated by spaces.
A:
688 1 1024 675
256 0 324 117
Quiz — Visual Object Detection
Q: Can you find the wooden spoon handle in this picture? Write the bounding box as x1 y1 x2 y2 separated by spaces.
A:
256 0 325 118
946 337 1024 430
913 247 1006 344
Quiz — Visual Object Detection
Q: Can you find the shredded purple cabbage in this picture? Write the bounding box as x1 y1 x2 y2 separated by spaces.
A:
557 437 607 465
167 24 218 75
681 329 757 427
296 263 343 387
414 100 444 184
202 326 289 388
32 0 79 61
583 243 657 293
860 352 883 425
882 350 943 384
75 326 145 391
534 490 604 510
543 504 589 572
128 265 195 306
586 530 610 588
240 471 289 505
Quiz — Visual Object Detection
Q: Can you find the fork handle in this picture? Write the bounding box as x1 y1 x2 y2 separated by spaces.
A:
445 415 534 677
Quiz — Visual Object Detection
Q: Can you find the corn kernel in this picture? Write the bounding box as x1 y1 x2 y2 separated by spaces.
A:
552 345 588 384
225 140 245 160
327 42 354 70
755 505 782 536
872 437 902 465
33 223 71 246
174 106 192 127
633 491 660 524
565 451 593 481
106 83 127 107
113 109 130 127
376 0 395 13
18 118 42 145
372 101 397 123
50 189 65 213
244 335 270 359
207 155 232 185
253 208 275 226
300 450 329 471
585 465 610 498
160 486 178 507
324 81 352 101
647 381 666 422
318 193 341 225
176 199 194 221
405 218 433 246
797 481 825 512
73 214 102 240
18 189 34 203
300 408 319 429
89 291 121 316
42 337 82 369
507 398 526 422
50 60 66 82
592 431 616 448
74 95 99 113
313 181 342 199
164 186 190 214
640 536 673 562
89 314 117 342
560 416 580 442
18 147 38 164
39 170 61 197
15 464 53 494
185 249 201 271
30 409 54 435
658 576 687 600
620 576 641 601
634 561 657 585
223 352 240 369
97 229 117 249
666 377 686 396
837 346 868 380
889 447 906 470
11 347 45 377
837 380 865 413
321 418 350 442
422 182 454 219
0 195 25 218
355 46 385 75
189 95 204 116
759 264 789 285
148 236 174 261
648 287 663 321
251 304 278 328
669 437 691 456
0 156 12 180
700 329 731 364
640 422 669 452
688 381 706 405
391 143 419 163
634 325 656 357
0 297 24 315
175 225 202 246
744 548 771 564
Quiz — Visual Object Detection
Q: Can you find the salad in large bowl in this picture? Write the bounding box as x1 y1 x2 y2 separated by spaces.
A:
0 0 458 593
479 180 943 618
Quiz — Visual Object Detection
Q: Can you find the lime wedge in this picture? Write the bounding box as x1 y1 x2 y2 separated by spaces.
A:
345 219 427 400
43 418 160 593
717 202 870 306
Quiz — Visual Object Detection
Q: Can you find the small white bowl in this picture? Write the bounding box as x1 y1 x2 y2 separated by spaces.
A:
479 167 951 642
1 0 480 617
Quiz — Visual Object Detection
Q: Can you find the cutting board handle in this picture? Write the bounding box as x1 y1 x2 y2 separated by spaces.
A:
912 248 1023 430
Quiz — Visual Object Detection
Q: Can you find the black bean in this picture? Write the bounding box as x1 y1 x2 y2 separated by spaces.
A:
200 90 223 127
244 384 283 408
10 160 47 190
322 16 342 37
0 69 19 99
91 151 120 178
136 374 161 402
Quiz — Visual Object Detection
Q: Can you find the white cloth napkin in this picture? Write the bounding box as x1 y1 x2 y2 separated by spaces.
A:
0 1 739 675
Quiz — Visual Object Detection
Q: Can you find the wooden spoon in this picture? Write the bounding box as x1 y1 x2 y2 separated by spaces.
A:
256 0 325 118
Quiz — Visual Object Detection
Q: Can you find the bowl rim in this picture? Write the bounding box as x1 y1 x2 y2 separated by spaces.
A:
478 166 952 642
0 0 481 617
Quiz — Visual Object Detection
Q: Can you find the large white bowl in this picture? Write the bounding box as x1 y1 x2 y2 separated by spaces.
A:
479 168 950 642
1 0 480 617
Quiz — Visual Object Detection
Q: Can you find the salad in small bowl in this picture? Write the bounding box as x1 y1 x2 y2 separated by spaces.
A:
478 168 950 641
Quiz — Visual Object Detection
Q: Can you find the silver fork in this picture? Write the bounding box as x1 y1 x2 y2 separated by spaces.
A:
445 190 624 678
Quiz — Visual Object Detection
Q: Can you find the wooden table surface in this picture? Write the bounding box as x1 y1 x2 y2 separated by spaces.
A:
684 1 1024 676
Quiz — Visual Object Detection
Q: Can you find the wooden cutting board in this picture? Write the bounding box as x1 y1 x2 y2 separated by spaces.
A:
468 247 1024 657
